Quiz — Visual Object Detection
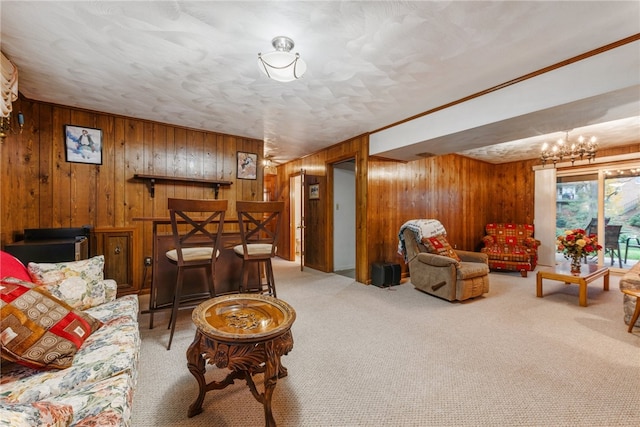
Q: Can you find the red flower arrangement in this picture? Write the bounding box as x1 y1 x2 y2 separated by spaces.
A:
556 228 602 261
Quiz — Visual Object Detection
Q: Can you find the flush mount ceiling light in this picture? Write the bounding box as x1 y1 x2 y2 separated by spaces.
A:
258 36 307 82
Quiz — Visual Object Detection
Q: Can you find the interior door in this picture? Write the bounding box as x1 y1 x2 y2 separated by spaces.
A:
303 174 328 272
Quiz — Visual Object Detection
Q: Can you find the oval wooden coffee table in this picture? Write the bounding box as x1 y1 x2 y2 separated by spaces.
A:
186 294 296 427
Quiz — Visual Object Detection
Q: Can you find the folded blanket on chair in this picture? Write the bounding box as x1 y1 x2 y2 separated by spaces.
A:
397 219 446 262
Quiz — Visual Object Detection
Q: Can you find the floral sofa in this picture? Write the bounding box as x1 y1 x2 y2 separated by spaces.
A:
480 223 540 277
0 251 140 426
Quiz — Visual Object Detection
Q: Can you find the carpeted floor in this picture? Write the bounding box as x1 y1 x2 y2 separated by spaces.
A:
131 259 640 426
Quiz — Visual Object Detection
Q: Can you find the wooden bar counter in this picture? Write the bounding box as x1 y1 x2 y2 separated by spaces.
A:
133 217 256 327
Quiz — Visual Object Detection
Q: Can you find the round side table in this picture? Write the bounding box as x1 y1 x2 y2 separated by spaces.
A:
186 294 296 426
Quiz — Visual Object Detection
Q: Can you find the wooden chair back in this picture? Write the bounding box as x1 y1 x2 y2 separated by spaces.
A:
168 198 228 266
604 224 622 248
236 201 284 259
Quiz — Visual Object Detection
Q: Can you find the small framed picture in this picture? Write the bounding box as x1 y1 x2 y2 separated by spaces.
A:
309 183 320 200
237 151 258 180
65 125 103 165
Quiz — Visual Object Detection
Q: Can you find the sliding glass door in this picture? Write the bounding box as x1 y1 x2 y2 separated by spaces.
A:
556 164 640 271
604 167 640 269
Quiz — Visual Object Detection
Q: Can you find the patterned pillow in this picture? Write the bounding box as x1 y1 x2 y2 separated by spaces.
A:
0 277 102 370
0 250 32 282
421 234 461 262
27 256 115 311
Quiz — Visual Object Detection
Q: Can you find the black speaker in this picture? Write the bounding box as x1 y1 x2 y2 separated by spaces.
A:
371 263 401 287
4 227 92 265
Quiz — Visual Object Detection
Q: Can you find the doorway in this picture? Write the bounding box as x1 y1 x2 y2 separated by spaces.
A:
333 159 356 278
289 171 328 272
290 174 303 262
287 159 358 278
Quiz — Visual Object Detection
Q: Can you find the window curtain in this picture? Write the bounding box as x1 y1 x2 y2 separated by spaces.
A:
534 167 557 266
1 51 18 118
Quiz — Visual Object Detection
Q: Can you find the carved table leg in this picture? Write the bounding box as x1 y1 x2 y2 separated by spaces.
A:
277 362 288 379
262 341 280 427
186 332 207 417
186 298 295 426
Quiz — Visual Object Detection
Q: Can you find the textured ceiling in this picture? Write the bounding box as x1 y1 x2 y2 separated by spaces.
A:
1 1 639 164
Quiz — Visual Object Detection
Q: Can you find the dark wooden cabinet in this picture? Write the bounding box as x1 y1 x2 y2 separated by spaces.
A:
92 227 137 295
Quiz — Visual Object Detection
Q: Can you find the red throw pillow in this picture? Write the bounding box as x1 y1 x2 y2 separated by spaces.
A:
422 234 462 262
0 250 32 282
0 277 102 369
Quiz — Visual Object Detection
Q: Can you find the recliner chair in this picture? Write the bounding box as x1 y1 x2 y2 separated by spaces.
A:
399 220 489 301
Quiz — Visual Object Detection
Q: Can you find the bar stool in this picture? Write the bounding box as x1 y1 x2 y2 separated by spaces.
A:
165 198 227 350
234 201 284 297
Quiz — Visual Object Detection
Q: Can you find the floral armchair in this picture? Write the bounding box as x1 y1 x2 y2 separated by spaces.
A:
480 223 540 277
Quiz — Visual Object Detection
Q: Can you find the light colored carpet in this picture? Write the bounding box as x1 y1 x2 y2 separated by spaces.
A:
132 259 640 426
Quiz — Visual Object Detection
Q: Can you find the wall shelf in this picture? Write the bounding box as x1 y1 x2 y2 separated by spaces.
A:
133 174 232 199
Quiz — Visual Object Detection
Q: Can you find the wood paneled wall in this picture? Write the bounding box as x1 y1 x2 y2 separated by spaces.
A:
274 135 369 281
368 154 497 266
4 97 637 288
275 135 639 283
1 97 263 291
273 133 506 282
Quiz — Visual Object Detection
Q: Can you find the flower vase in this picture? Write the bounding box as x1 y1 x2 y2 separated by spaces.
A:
570 256 582 274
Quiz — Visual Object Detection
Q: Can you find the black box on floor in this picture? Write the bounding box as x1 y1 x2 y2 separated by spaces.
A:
371 263 401 287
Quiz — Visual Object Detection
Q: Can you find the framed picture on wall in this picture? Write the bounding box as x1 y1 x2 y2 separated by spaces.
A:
237 151 258 180
64 125 103 165
309 183 320 200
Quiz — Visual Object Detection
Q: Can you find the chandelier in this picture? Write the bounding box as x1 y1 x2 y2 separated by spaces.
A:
258 36 307 82
1 51 23 142
540 131 598 167
0 111 24 142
